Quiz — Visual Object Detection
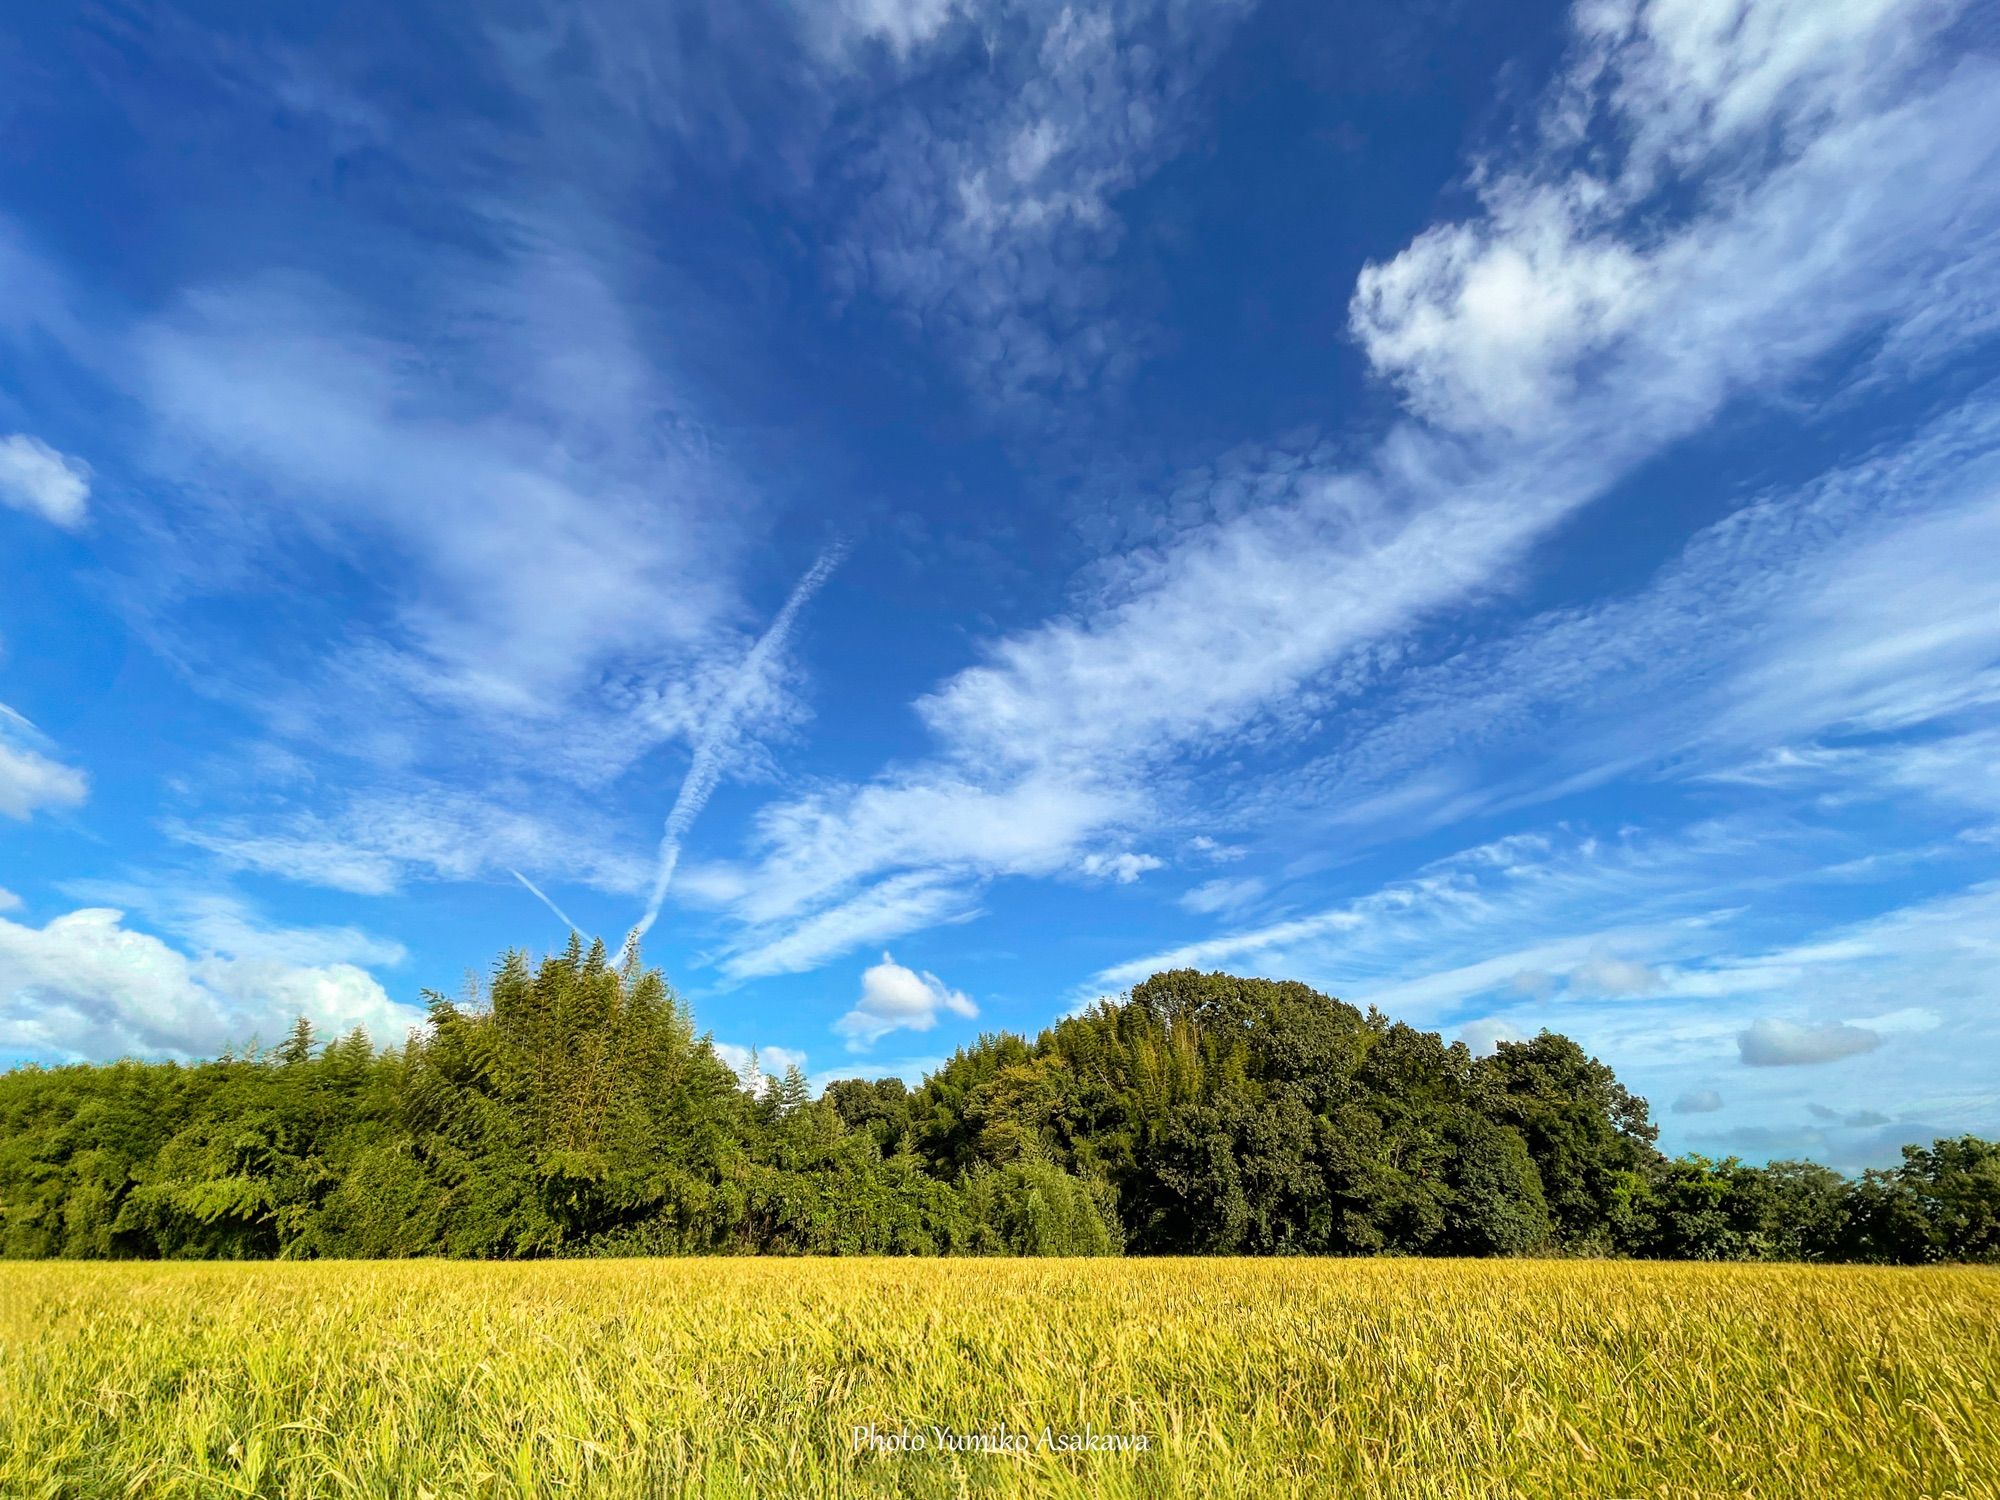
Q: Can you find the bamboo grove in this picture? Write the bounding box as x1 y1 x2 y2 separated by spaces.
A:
1 940 1994 1262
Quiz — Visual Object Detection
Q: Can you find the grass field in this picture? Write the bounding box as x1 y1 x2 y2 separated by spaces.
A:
2 1258 1995 1498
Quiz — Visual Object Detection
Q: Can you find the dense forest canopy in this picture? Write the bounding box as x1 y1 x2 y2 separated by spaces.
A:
1 939 1994 1262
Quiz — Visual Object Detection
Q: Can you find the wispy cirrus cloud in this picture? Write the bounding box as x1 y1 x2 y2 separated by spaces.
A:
164 784 652 900
1268 389 2000 840
831 0 1252 421
1178 876 1265 916
0 24 843 912
0 705 88 822
131 259 757 760
717 870 984 982
696 0 2000 986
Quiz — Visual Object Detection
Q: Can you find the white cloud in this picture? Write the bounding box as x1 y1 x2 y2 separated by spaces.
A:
0 433 89 527
1276 391 2000 838
1808 1101 1893 1126
0 888 19 912
1567 955 1665 997
0 739 89 821
0 28 861 952
1179 876 1265 916
912 455 1562 776
57 882 408 970
1718 493 2000 744
706 447 1604 972
40 194 819 904
719 871 983 983
1088 824 1997 1070
805 0 962 60
1738 1017 1882 1067
1352 190 1649 435
1674 1088 1725 1114
1711 726 2000 819
834 951 977 1050
0 705 88 821
166 785 652 899
0 434 88 528
1455 1016 1527 1056
164 823 404 897
832 0 1251 416
1188 835 1246 862
0 907 420 1061
705 0 2000 979
1078 810 2000 1151
695 768 1128 978
1091 828 1711 1003
1351 0 1983 435
1078 851 1163 884
711 1041 811 1090
134 267 753 741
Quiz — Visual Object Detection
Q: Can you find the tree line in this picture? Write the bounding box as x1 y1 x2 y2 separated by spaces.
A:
1 939 1994 1262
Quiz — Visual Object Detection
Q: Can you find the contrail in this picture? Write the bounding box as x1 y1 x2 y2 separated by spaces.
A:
632 542 847 942
509 868 579 934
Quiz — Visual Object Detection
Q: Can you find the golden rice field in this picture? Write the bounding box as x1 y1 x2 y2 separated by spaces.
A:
2 1258 1996 1499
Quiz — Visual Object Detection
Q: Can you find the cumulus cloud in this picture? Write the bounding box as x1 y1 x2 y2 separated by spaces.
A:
1738 1017 1882 1067
834 951 977 1050
1674 1088 1725 1114
0 433 89 527
0 887 19 911
0 906 421 1061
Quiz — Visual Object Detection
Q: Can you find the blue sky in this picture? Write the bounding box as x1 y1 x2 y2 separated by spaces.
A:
3 0 1998 1169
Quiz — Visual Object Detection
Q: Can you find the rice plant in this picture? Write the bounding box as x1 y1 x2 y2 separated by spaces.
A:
3 1257 1995 1498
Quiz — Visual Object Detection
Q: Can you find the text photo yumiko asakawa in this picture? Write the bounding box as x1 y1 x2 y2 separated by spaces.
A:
851 1422 1154 1457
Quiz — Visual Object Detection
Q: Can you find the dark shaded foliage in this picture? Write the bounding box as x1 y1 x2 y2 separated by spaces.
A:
1 954 1991 1262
